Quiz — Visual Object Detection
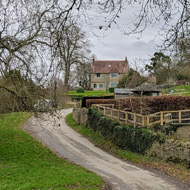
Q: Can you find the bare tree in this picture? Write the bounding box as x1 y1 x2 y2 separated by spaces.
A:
51 19 91 89
1 0 189 113
51 0 190 48
76 57 92 90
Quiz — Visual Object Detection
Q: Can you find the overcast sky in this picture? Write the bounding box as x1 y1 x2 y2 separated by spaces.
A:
81 4 165 69
89 30 160 65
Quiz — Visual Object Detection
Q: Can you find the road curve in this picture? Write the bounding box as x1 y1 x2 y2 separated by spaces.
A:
22 109 189 190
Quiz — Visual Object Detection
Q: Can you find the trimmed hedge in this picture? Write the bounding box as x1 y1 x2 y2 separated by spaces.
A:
81 96 114 108
87 108 163 154
76 88 85 93
109 87 115 93
86 99 118 108
86 96 190 114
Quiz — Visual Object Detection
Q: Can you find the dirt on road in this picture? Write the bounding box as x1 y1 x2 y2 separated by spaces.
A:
22 109 190 190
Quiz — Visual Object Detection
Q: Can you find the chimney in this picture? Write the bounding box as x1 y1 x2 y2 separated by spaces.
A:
125 56 129 75
125 56 128 62
92 56 95 65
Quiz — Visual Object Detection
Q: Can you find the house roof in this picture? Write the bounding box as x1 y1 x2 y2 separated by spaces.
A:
133 83 160 92
114 88 134 94
92 59 128 74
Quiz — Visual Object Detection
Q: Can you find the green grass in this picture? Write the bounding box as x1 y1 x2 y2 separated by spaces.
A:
0 112 105 190
68 90 114 97
66 113 190 184
162 85 190 95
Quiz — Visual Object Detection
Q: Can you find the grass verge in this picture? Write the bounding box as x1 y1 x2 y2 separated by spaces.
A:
162 84 190 95
0 112 105 190
68 90 114 97
66 113 190 184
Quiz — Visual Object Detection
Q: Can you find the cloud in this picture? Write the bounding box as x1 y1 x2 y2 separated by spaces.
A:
89 31 159 64
82 3 164 66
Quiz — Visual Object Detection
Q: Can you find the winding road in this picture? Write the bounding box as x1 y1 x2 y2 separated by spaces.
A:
22 109 189 190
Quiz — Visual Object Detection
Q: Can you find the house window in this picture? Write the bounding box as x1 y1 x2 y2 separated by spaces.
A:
96 73 101 78
99 84 103 88
152 92 158 96
93 84 97 88
110 73 118 77
109 82 117 87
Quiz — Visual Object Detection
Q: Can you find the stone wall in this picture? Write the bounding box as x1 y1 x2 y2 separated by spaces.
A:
73 106 88 126
147 139 190 166
175 126 190 141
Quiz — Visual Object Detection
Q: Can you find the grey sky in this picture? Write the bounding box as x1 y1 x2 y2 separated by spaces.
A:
81 3 164 68
89 31 159 63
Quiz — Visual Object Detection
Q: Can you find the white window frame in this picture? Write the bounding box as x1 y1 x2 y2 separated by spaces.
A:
110 73 118 78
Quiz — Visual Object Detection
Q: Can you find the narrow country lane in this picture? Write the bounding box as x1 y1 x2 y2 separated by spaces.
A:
22 109 189 190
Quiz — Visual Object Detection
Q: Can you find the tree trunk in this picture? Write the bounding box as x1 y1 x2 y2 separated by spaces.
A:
64 65 70 89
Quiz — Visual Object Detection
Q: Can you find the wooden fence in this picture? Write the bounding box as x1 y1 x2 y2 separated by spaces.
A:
92 104 190 128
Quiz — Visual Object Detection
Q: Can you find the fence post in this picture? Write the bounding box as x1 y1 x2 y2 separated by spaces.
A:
125 112 128 124
160 112 163 125
111 108 113 119
134 114 136 127
147 115 149 127
179 110 182 123
98 105 100 112
104 107 106 116
118 110 120 122
142 116 145 126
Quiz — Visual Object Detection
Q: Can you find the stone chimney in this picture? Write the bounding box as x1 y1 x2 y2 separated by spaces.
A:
125 56 129 75
92 56 95 65
125 56 128 62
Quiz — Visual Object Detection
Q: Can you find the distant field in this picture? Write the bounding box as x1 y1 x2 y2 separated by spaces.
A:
68 90 114 97
162 85 190 95
0 112 104 190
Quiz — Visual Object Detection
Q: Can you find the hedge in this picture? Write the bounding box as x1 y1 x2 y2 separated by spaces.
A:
86 99 118 108
76 88 85 93
86 96 190 114
87 108 163 154
81 96 114 108
109 87 115 93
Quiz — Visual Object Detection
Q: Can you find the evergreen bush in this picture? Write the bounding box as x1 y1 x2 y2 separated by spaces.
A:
109 87 115 93
76 88 85 93
87 108 164 154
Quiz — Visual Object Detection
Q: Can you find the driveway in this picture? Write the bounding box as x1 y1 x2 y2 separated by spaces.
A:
22 109 189 190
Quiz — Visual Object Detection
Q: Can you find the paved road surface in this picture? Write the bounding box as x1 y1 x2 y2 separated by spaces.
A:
22 109 189 190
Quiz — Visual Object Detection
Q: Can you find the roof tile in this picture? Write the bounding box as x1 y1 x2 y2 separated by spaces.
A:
92 60 128 74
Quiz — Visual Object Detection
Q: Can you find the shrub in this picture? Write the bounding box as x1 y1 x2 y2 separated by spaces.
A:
86 96 190 114
76 88 85 93
82 96 114 108
109 87 115 93
87 107 163 154
86 99 118 108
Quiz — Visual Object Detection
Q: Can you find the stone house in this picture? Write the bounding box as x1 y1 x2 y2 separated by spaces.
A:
91 57 129 91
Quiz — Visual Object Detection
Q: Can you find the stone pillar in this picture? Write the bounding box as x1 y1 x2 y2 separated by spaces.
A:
73 106 80 124
80 108 88 126
73 106 88 126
